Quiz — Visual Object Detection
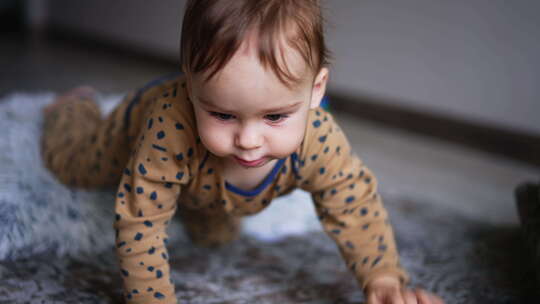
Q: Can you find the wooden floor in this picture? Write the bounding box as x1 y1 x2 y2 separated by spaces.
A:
2 34 539 227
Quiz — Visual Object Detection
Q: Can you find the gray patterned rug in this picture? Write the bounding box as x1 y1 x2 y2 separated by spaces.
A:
0 93 535 303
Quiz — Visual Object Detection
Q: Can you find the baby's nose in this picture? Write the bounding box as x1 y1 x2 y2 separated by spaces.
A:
235 126 262 150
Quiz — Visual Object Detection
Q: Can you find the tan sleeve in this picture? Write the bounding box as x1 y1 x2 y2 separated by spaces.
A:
298 108 409 290
113 96 196 304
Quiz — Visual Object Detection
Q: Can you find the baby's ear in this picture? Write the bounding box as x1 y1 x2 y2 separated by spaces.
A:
310 67 329 109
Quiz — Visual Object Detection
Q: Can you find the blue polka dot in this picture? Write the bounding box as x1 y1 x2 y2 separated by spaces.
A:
148 247 156 254
147 118 153 130
124 184 132 192
158 116 163 123
136 187 144 194
124 168 131 176
148 266 155 272
157 131 165 140
115 214 121 221
362 223 370 230
362 257 369 265
311 154 318 161
162 252 168 260
331 229 341 234
121 269 129 277
156 270 163 278
176 172 184 180
331 189 337 195
207 168 214 174
134 232 143 241
313 120 321 128
324 146 329 153
117 241 126 248
318 135 327 143
345 196 355 203
132 289 139 294
144 220 153 227
138 209 144 217
319 167 325 174
176 123 184 130
378 244 387 252
360 208 368 216
154 292 165 299
371 255 382 268
150 191 158 200
138 163 147 175
127 293 132 300
187 148 193 157
117 192 125 198
203 184 211 190
176 153 183 161
152 144 167 152
147 287 154 292
165 182 173 188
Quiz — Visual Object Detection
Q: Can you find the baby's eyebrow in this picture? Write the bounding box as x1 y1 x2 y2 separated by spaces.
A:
258 101 303 114
198 97 303 114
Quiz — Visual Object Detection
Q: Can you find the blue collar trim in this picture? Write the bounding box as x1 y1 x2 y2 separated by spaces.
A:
225 157 286 197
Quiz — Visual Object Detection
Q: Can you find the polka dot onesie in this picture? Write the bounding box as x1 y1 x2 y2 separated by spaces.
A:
41 73 409 303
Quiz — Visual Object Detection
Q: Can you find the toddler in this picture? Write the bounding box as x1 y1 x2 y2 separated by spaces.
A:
42 1 444 303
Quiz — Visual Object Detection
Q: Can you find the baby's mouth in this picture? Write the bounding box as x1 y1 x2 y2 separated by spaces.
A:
233 156 269 168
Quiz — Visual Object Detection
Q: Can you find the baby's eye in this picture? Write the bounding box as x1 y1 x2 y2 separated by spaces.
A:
265 114 288 123
210 112 234 121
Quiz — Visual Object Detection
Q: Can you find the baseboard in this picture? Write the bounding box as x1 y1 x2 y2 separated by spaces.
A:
328 92 540 167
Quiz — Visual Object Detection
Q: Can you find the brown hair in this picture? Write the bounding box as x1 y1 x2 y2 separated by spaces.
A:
180 0 330 87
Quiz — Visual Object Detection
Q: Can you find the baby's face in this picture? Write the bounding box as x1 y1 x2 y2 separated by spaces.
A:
188 37 328 169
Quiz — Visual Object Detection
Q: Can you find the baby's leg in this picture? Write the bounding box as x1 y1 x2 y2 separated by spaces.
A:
41 87 135 188
178 207 242 248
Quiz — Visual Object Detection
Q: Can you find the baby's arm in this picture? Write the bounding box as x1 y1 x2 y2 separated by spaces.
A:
298 109 409 290
114 97 194 304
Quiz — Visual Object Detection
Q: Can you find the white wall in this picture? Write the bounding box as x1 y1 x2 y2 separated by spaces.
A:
46 0 540 134
324 0 540 134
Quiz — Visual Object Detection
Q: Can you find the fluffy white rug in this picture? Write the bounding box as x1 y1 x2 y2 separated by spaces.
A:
0 93 533 303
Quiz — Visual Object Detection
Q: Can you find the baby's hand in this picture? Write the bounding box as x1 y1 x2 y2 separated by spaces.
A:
365 275 445 304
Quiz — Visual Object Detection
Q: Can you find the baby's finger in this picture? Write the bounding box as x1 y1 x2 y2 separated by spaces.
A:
429 293 445 304
390 291 405 304
402 289 419 304
366 293 381 304
415 289 444 304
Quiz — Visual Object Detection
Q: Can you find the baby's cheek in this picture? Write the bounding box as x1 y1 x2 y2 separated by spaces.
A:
199 125 232 156
269 125 304 157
